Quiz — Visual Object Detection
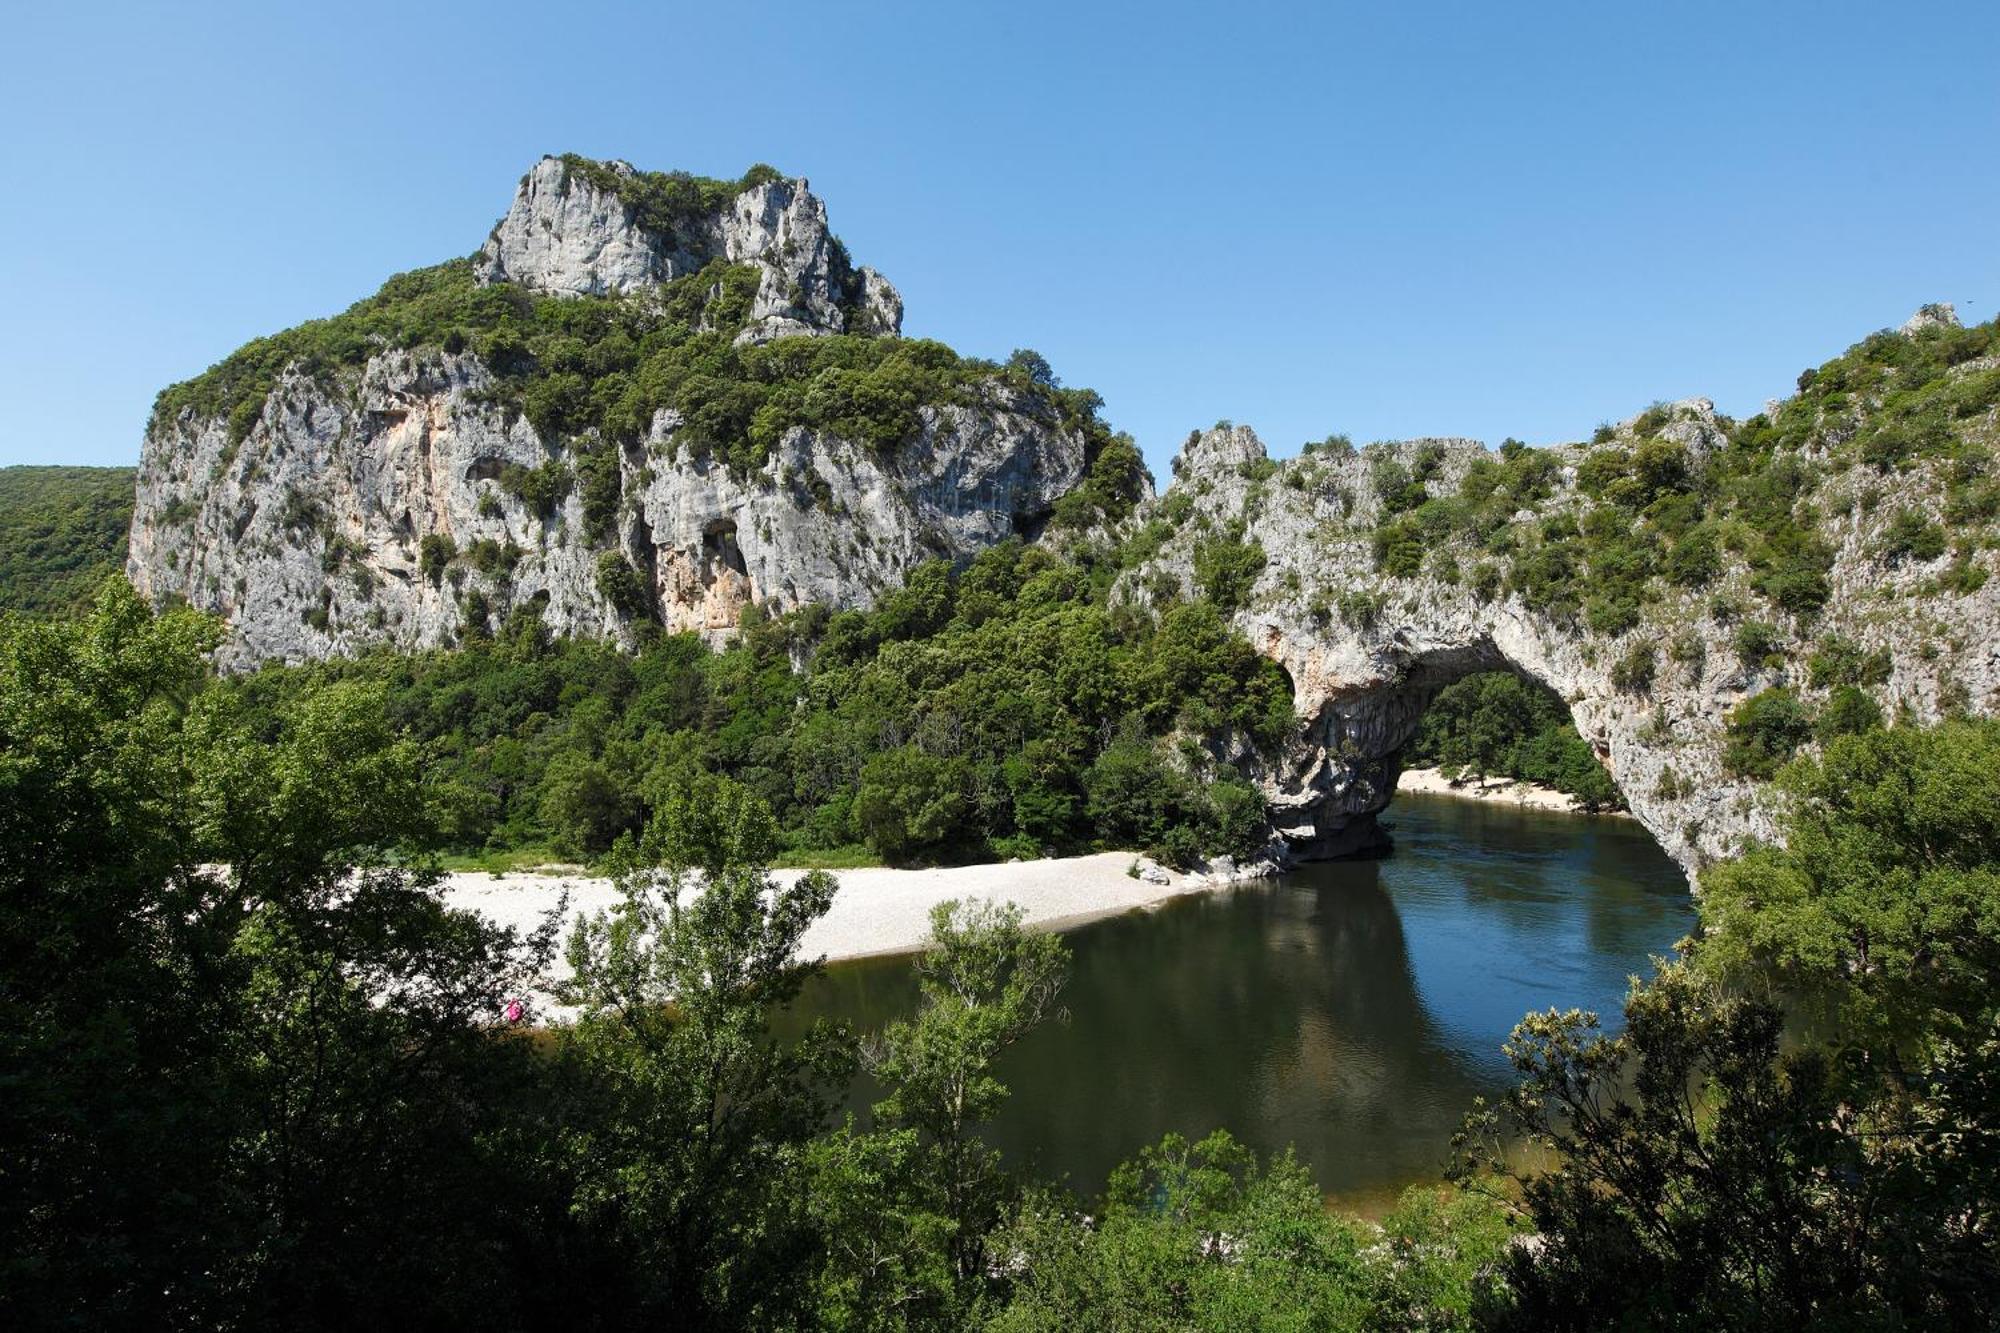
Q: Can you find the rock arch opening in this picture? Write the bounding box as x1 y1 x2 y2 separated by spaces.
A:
1269 640 1629 863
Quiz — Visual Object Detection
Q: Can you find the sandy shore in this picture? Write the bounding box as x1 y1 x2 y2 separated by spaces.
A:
1398 765 1627 816
442 850 1226 980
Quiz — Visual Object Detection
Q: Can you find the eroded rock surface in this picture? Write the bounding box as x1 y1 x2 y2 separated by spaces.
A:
1128 367 2000 879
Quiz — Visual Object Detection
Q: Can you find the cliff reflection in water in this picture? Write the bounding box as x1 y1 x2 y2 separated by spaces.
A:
792 793 1694 1207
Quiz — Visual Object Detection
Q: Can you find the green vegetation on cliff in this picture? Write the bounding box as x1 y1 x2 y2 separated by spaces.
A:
226 540 1292 870
147 257 1143 521
0 465 134 615
1366 317 2000 640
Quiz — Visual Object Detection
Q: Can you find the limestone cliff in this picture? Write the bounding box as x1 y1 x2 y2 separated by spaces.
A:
1124 307 2000 877
130 157 1097 669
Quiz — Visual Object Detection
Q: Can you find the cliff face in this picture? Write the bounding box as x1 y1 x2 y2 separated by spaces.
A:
1127 308 2000 876
130 157 1086 669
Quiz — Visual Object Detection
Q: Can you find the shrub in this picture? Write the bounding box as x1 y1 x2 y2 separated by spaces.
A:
419 533 456 584
1879 509 1947 564
1192 526 1266 611
1723 688 1814 779
1815 685 1883 741
1732 620 1783 671
594 552 653 619
1808 635 1892 688
501 460 573 515
1610 641 1657 694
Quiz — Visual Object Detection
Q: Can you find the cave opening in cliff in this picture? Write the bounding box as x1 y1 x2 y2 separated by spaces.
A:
703 520 747 580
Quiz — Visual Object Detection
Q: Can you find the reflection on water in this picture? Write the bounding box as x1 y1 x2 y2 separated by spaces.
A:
791 793 1693 1209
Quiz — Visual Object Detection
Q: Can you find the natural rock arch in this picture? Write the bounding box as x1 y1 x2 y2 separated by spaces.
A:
1128 418 2000 879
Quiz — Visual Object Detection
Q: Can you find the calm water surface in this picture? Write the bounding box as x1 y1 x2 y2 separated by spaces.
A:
793 793 1693 1210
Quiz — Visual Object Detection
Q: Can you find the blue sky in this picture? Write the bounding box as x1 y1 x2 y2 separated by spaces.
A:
3 1 1995 475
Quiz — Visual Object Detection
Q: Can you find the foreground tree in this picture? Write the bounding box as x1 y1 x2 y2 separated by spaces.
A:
0 583 554 1329
811 900 1070 1329
1459 718 2000 1330
992 1132 1511 1332
551 774 853 1328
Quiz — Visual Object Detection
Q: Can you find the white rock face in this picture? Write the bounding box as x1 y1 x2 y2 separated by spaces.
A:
129 155 1078 668
130 356 1085 670
1126 402 2000 880
474 156 901 341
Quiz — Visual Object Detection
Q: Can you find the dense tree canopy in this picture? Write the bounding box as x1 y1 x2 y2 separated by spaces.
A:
0 466 134 615
1459 717 2000 1330
227 542 1295 870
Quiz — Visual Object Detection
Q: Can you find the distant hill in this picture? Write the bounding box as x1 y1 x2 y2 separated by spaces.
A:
0 466 135 614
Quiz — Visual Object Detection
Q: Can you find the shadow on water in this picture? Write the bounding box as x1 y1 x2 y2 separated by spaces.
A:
790 793 1694 1212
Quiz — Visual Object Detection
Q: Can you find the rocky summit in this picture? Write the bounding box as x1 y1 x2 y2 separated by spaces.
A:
131 156 1112 670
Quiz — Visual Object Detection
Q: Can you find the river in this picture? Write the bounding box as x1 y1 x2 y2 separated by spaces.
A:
790 792 1694 1212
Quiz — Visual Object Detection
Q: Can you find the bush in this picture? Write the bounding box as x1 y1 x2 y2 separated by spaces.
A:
1815 685 1883 741
1733 620 1782 671
594 552 653 619
419 533 456 584
1191 526 1266 611
1723 688 1814 778
1610 640 1657 694
855 747 972 862
1880 508 1947 564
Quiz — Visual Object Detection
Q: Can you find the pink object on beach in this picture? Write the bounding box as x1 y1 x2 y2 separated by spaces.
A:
503 999 525 1024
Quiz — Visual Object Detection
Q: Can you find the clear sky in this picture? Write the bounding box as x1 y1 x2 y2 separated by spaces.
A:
3 1 1995 475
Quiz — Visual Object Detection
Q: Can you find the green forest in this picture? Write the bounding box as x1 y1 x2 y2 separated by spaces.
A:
1405 671 1625 810
226 539 1291 871
0 465 134 614
5 582 1997 1329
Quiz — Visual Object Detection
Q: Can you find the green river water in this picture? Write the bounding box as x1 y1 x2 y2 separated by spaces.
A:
793 792 1694 1211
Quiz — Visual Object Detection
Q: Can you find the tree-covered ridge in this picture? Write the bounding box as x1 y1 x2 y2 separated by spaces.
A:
226 539 1292 870
0 465 135 615
1352 315 2000 637
146 255 1140 499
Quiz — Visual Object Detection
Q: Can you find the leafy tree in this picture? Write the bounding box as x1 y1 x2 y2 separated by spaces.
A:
1191 525 1266 611
856 747 973 863
1722 687 1813 778
0 583 554 1328
1464 717 2000 1329
1457 969 1898 1330
867 901 1069 1291
1701 719 2000 1057
996 1132 1511 1331
553 837 851 1326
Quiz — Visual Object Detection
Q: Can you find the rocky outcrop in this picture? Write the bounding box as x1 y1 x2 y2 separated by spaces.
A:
1127 344 2000 879
474 156 901 342
131 355 1084 670
130 157 1081 669
1901 302 1961 336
